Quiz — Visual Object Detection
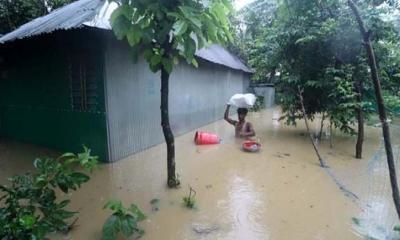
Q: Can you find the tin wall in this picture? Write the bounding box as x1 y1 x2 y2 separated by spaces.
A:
252 85 276 108
0 30 109 160
105 40 247 161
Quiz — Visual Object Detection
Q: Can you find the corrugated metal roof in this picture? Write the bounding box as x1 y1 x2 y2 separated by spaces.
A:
0 0 252 73
0 0 104 43
196 44 252 73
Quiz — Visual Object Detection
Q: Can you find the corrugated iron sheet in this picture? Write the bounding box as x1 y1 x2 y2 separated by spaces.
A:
0 0 104 43
196 44 252 73
0 0 252 73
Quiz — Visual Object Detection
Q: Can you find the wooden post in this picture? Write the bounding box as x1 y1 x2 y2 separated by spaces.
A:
298 89 328 168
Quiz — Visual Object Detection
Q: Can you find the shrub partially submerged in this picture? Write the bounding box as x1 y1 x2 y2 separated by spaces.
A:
102 200 146 240
0 147 98 239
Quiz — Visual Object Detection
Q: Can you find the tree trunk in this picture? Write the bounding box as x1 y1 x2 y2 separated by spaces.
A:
269 68 276 83
329 121 333 148
318 113 326 140
298 89 328 168
348 0 400 219
161 67 178 188
355 78 364 159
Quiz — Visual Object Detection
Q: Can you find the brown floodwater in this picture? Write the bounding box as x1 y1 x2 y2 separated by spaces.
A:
0 108 393 240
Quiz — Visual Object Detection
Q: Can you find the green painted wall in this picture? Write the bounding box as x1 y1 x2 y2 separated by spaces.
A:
0 30 109 161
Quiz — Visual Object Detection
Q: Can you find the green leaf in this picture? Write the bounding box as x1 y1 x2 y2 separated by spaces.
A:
143 49 153 61
35 175 47 187
19 215 36 229
104 200 124 213
56 209 76 219
178 6 195 19
204 19 218 43
58 181 69 193
183 37 196 61
173 20 188 36
394 225 400 232
173 56 179 65
187 16 202 29
150 54 162 66
110 5 133 23
111 16 131 40
58 152 76 159
120 215 135 237
102 215 120 240
149 63 160 73
191 58 199 68
58 199 71 208
33 158 43 169
162 58 173 74
126 26 142 47
70 172 90 185
129 204 146 222
194 32 206 49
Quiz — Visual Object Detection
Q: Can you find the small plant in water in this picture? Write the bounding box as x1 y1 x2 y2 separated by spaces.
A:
0 147 98 239
150 198 160 212
102 199 146 240
183 187 197 209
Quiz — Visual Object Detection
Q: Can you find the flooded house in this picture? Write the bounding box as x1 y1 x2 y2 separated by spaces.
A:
0 0 252 162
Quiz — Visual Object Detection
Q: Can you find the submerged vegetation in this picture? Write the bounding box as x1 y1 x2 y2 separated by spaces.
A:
102 200 146 240
0 147 98 239
183 187 197 209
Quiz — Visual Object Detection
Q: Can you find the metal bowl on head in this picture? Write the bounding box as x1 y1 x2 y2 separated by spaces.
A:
242 140 261 152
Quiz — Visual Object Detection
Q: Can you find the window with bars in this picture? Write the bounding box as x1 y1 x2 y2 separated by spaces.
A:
68 52 98 112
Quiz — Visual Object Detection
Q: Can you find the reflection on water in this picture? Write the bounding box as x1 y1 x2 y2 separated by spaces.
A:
226 175 267 240
0 108 390 240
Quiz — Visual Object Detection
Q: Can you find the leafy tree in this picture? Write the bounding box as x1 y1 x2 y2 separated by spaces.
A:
0 147 98 239
267 0 362 152
0 0 76 34
347 0 400 221
235 0 400 159
109 0 233 187
231 0 278 82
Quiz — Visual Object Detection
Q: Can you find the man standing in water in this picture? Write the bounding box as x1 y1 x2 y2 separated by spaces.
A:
224 104 256 138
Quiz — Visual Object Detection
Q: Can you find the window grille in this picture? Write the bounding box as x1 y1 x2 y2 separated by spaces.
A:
68 53 98 111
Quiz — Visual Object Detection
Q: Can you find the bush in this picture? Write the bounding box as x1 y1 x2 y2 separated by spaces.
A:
0 147 98 239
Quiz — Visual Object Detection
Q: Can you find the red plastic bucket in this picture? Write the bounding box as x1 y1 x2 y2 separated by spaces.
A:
194 131 220 145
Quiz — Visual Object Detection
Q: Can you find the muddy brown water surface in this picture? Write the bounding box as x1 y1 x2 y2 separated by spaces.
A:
0 108 395 240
